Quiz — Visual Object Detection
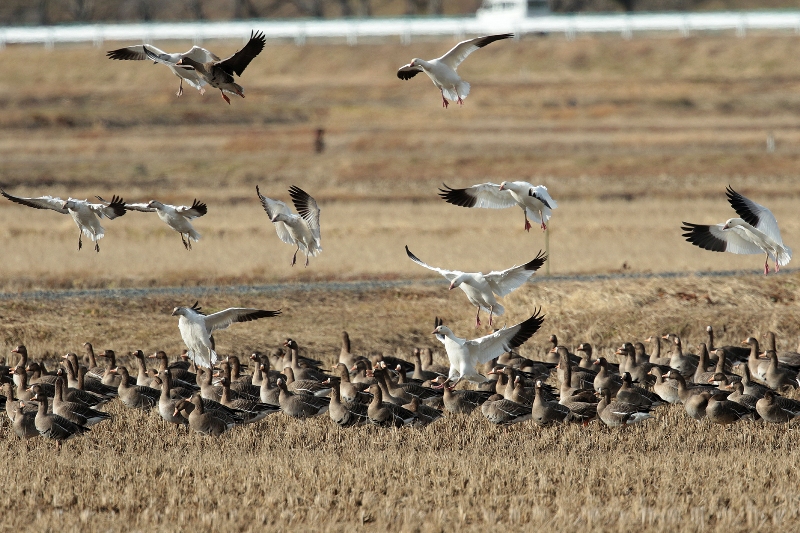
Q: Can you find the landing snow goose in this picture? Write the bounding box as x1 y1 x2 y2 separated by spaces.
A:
171 301 280 369
432 309 545 385
106 43 219 96
439 181 557 231
97 196 207 250
397 33 513 108
0 189 126 252
144 30 266 104
257 185 321 267
682 186 791 274
406 246 546 327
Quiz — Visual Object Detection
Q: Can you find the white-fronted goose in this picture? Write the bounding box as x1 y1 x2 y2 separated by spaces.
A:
726 381 760 414
10 400 38 439
277 378 329 418
707 325 749 362
710 349 741 385
764 331 800 369
370 367 413 406
411 349 443 381
329 363 370 405
531 380 571 426
645 336 672 367
433 309 545 385
592 358 622 395
82 342 104 379
706 392 754 425
421 348 450 376
103 197 207 250
112 366 159 410
616 373 664 408
615 343 657 387
130 350 155 387
328 381 369 428
559 392 598 425
762 350 798 391
743 337 769 379
182 393 234 436
756 390 800 424
0 190 127 252
52 377 111 427
283 367 331 397
661 334 698 377
218 377 277 424
405 245 546 327
596 388 652 427
681 186 792 274
367 384 417 428
691 343 718 384
576 343 599 371
172 301 281 369
52 368 108 407
157 370 189 429
557 346 595 390
480 394 531 426
338 332 370 369
441 379 493 414
98 350 122 387
32 392 90 450
145 30 265 104
349 360 377 386
217 362 260 400
148 350 197 385
62 352 118 397
283 339 328 381
402 396 443 426
107 43 219 96
665 370 717 404
733 363 769 398
684 391 711 421
257 185 322 267
225 356 250 385
377 362 441 402
397 33 513 108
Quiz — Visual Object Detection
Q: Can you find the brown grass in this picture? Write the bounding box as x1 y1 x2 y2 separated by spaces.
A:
3 276 800 531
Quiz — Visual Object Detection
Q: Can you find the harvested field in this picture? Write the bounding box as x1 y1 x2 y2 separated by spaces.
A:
1 31 800 531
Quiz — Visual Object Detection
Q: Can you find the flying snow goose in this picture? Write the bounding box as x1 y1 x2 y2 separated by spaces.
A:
171 301 281 369
99 196 207 250
682 186 791 274
256 185 321 267
107 44 219 96
0 189 126 252
143 30 266 104
397 34 513 108
432 309 545 385
439 181 557 232
406 246 546 327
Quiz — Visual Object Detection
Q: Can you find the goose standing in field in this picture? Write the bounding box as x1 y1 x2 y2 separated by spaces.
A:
143 30 265 104
31 393 90 450
406 246 546 327
171 301 281 368
0 189 126 252
97 196 207 250
397 33 513 108
439 181 557 232
432 309 545 385
681 185 791 274
106 43 219 96
256 185 321 267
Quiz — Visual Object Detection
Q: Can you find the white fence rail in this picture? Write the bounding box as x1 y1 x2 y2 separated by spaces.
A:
1 11 800 48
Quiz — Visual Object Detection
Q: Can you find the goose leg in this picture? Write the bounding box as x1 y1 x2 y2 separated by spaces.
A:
440 88 449 109
475 307 482 328
78 234 83 251
181 234 189 250
220 89 231 105
488 306 494 327
187 235 193 251
456 92 464 106
524 215 531 232
177 79 184 97
291 245 299 267
764 254 770 275
305 252 310 267
95 240 100 253
539 210 547 231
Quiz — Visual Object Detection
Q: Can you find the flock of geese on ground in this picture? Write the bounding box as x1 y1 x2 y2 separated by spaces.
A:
4 326 800 449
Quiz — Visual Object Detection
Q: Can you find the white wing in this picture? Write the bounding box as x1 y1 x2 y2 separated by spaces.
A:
176 199 208 219
464 309 545 364
182 45 221 63
726 186 784 245
288 186 321 244
484 251 547 297
86 197 126 220
438 34 514 71
405 246 460 282
1 189 69 214
113 201 155 213
204 308 281 333
142 45 193 70
438 182 517 210
256 185 294 245
681 222 764 255
529 185 558 209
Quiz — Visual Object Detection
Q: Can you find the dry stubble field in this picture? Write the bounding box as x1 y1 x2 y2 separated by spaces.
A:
2 31 800 531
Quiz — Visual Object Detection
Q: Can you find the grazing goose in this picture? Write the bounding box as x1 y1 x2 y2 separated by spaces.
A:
682 185 791 274
0 189 126 252
99 197 206 250
112 366 160 410
171 301 280 368
182 393 235 436
480 394 531 426
107 43 218 96
595 388 652 428
257 185 321 267
406 246 546 327
530 381 571 426
283 367 331 397
367 384 417 428
31 393 89 450
439 181 557 232
52 377 111 427
143 31 266 104
277 379 329 418
684 391 712 421
725 381 760 414
397 34 513 108
706 392 754 425
328 381 369 428
756 390 800 424
441 380 493 414
432 309 545 385
616 373 664 408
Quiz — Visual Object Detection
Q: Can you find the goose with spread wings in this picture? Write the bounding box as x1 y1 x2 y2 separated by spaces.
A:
257 185 321 267
98 196 207 250
439 181 557 232
406 246 546 327
397 34 513 108
432 310 544 385
1 189 126 252
172 302 281 369
106 44 220 97
682 186 792 275
143 31 266 104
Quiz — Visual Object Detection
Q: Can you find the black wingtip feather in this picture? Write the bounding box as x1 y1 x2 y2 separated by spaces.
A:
725 185 760 227
236 309 281 323
191 199 208 216
438 184 477 208
507 307 545 350
523 250 548 272
681 222 727 253
475 33 515 48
